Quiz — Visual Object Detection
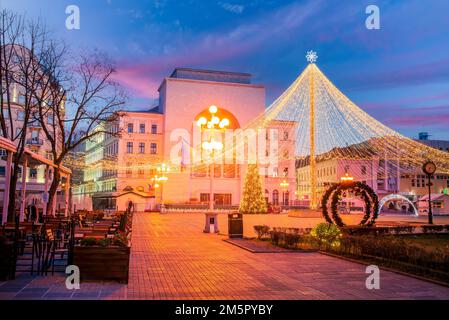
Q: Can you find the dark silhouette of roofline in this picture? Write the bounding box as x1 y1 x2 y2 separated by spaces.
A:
169 67 251 78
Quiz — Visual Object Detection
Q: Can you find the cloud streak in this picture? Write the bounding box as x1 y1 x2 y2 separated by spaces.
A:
113 0 321 99
346 58 449 91
218 2 245 14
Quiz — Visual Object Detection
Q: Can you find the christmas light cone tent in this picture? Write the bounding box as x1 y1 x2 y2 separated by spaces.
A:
206 53 449 209
164 53 449 210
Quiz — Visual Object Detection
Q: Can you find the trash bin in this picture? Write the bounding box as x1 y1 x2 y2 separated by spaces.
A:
228 212 243 238
204 213 219 233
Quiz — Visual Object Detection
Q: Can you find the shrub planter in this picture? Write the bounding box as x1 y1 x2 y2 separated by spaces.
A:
341 224 449 236
73 246 130 283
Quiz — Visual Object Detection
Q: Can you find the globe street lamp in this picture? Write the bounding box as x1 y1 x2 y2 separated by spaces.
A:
341 173 354 213
280 180 290 207
151 163 169 212
197 105 230 211
340 173 354 183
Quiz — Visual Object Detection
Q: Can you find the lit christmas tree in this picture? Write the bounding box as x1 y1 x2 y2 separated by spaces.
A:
239 164 267 214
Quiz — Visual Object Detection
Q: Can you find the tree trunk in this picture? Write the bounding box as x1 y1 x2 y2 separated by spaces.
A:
7 162 20 222
46 169 61 216
69 183 73 216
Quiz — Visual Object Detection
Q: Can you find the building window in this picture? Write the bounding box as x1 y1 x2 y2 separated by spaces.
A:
283 167 288 177
214 193 232 205
224 164 236 178
139 142 145 154
272 190 279 206
126 142 133 153
282 191 289 206
0 166 5 177
48 113 54 124
18 94 25 105
411 179 415 187
45 151 53 160
126 163 132 177
151 124 157 134
138 164 144 177
283 131 288 141
139 123 145 133
127 123 133 133
15 167 21 178
29 168 37 179
200 193 210 203
17 111 25 121
361 165 367 175
150 143 157 154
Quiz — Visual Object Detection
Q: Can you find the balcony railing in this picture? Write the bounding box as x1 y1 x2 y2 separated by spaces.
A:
27 121 42 128
26 138 44 145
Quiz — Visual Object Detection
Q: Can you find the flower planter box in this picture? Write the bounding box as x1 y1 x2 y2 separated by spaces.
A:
73 246 130 283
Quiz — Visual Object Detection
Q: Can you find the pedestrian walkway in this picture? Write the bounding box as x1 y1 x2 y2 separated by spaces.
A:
124 213 449 299
1 212 449 300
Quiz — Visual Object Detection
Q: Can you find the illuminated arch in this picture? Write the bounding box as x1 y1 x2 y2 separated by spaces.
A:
194 107 240 129
378 194 418 216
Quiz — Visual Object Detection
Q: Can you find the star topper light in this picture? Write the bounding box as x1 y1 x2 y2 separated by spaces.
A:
306 50 318 64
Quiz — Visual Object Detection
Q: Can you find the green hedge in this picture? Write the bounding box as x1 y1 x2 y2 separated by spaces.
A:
326 235 449 282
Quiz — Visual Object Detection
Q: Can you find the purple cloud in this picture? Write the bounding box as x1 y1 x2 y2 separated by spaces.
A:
112 1 321 99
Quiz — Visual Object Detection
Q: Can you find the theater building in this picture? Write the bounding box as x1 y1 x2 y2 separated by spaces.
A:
73 68 297 211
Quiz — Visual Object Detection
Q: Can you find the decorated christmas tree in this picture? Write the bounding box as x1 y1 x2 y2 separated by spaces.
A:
239 164 267 214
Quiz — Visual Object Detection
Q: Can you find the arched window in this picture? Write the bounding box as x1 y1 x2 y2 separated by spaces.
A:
283 191 289 206
193 107 240 178
272 190 279 206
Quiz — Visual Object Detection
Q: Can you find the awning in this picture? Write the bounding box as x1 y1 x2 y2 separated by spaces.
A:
0 136 71 176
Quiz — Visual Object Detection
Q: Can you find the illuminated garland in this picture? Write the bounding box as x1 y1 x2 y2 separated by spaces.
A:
188 63 449 177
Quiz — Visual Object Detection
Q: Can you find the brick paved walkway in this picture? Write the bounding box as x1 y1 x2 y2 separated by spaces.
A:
1 212 449 299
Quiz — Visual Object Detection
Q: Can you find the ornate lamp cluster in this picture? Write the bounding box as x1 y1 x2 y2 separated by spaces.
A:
197 105 231 212
151 163 170 189
197 105 230 151
280 180 290 190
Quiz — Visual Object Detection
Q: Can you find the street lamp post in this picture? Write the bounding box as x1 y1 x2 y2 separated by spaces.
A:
280 180 289 207
341 173 354 213
422 161 436 225
197 105 230 212
158 163 169 210
151 163 169 212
